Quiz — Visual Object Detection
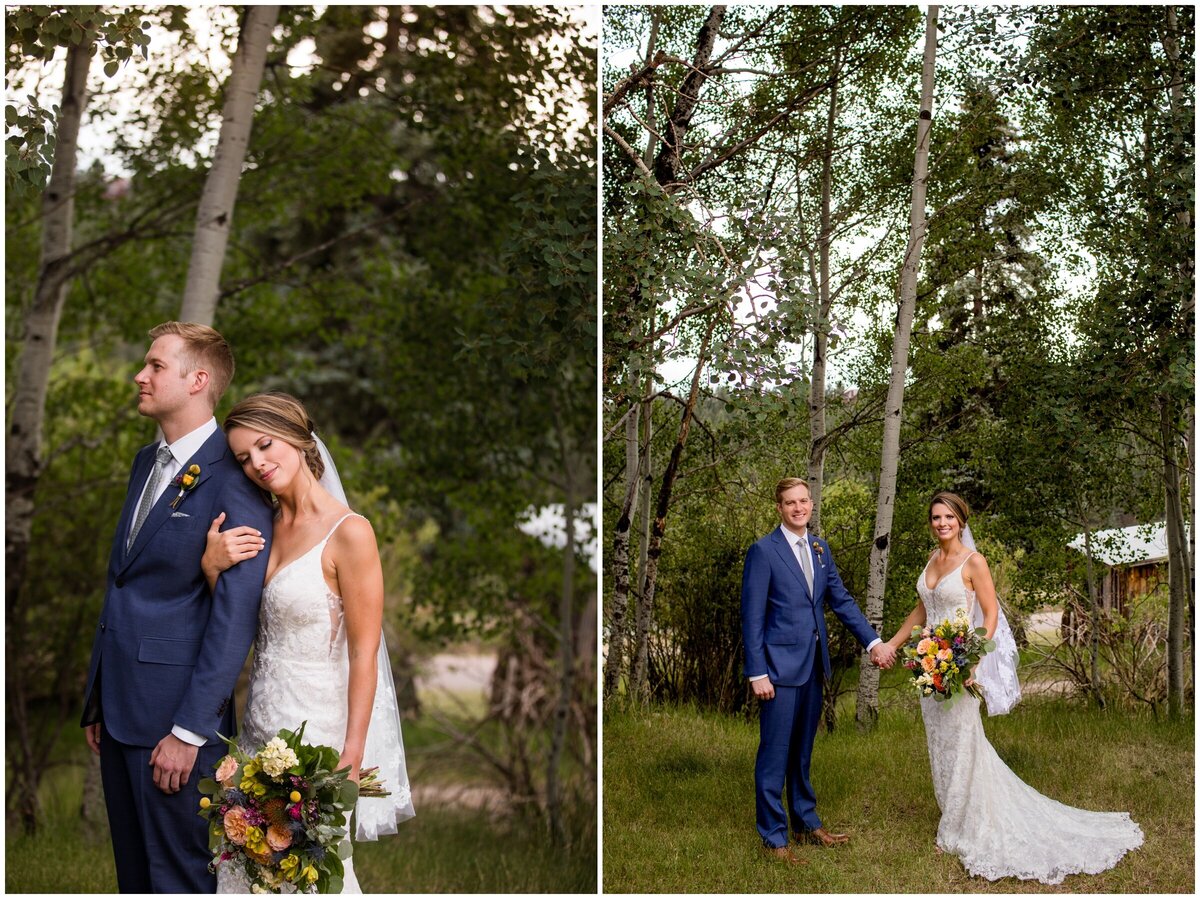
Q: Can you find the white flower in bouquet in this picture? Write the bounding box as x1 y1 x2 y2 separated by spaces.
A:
257 737 299 778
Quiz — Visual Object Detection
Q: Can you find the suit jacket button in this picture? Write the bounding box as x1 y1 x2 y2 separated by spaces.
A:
115 577 125 588
100 622 106 631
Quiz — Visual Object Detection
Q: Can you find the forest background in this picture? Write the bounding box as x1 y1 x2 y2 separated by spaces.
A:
601 5 1193 892
5 5 597 893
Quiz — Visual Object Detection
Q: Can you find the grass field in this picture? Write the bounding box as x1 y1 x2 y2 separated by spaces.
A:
6 687 596 893
603 698 1193 893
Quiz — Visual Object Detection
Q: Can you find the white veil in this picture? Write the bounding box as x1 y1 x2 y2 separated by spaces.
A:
315 435 416 838
963 524 1022 716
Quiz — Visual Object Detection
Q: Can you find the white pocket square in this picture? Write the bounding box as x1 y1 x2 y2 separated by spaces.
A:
171 511 191 518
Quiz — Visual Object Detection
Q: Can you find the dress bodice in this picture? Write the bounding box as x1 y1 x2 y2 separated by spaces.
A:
240 514 358 751
917 553 975 623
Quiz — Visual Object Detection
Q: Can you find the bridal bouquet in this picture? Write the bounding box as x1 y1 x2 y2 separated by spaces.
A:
902 609 995 708
197 722 361 893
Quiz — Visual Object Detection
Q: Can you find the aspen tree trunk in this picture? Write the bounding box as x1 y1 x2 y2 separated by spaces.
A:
630 391 656 700
546 405 576 843
631 408 653 691
1080 522 1105 708
1162 396 1190 720
807 54 839 534
855 6 938 731
1161 3 1190 672
178 5 279 324
653 6 725 188
604 405 641 698
642 9 660 167
630 322 716 702
5 37 93 834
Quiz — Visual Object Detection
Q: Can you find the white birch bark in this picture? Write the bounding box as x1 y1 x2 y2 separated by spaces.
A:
808 55 838 534
603 404 641 697
1159 6 1193 718
178 5 279 324
5 35 93 832
546 404 576 843
855 5 938 731
6 36 92 613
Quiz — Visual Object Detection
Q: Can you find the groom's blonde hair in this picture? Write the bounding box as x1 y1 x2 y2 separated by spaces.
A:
774 477 811 502
148 321 234 407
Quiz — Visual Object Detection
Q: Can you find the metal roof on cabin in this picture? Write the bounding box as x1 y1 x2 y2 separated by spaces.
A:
1066 522 1190 568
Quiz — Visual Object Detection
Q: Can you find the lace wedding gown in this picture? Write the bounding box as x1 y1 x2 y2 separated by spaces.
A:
917 554 1143 885
217 514 383 894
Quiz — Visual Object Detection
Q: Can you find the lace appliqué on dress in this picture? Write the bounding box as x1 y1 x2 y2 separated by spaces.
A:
916 558 1143 885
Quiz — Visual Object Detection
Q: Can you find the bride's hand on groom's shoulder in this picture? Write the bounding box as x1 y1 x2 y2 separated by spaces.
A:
202 512 266 579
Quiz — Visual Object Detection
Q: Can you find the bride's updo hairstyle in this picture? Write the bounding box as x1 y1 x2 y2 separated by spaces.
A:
223 392 325 481
929 491 970 529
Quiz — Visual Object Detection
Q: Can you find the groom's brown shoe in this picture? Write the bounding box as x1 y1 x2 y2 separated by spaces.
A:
795 827 850 847
760 844 808 865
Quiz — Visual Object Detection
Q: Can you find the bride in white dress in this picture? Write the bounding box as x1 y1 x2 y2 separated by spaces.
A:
201 393 415 893
882 491 1142 885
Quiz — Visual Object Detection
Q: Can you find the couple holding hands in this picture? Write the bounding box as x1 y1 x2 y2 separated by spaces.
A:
741 478 1142 884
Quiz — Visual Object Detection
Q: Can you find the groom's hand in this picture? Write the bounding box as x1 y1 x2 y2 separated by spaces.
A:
750 678 775 701
870 644 897 669
84 723 101 756
149 733 200 794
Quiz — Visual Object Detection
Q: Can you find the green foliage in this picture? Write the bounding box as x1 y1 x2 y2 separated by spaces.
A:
4 6 153 193
6 4 597 836
603 4 1192 722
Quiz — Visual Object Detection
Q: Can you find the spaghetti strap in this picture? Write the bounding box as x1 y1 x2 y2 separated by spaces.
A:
320 511 362 548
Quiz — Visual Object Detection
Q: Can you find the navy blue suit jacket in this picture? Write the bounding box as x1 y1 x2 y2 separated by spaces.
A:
82 427 273 747
741 526 878 686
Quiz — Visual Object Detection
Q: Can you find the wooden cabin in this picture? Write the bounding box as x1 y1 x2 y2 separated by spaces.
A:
1066 522 1178 616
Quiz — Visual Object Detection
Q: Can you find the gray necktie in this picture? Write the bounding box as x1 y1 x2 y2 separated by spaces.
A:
797 536 814 594
128 445 173 549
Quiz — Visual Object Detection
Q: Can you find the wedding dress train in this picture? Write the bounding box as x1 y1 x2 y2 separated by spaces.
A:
917 555 1143 884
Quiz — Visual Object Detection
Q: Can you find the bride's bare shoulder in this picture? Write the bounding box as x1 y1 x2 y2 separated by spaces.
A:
963 550 992 584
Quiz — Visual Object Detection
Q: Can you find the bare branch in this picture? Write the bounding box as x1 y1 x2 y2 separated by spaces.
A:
603 124 656 180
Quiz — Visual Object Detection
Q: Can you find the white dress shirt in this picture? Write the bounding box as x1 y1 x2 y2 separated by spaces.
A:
127 418 219 545
129 418 220 748
749 525 880 682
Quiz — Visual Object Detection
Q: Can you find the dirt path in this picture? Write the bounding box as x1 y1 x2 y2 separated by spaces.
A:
414 652 496 694
409 652 508 810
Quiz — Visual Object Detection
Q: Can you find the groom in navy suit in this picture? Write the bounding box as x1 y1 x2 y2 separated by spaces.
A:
741 477 895 863
82 322 273 893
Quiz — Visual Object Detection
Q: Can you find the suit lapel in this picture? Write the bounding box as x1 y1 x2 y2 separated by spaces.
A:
121 429 229 570
771 527 812 603
811 538 827 603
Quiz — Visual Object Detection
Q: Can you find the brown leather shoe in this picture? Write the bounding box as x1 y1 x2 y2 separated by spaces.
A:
795 827 850 847
760 843 808 865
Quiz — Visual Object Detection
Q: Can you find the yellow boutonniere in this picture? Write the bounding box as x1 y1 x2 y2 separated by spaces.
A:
170 464 201 509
